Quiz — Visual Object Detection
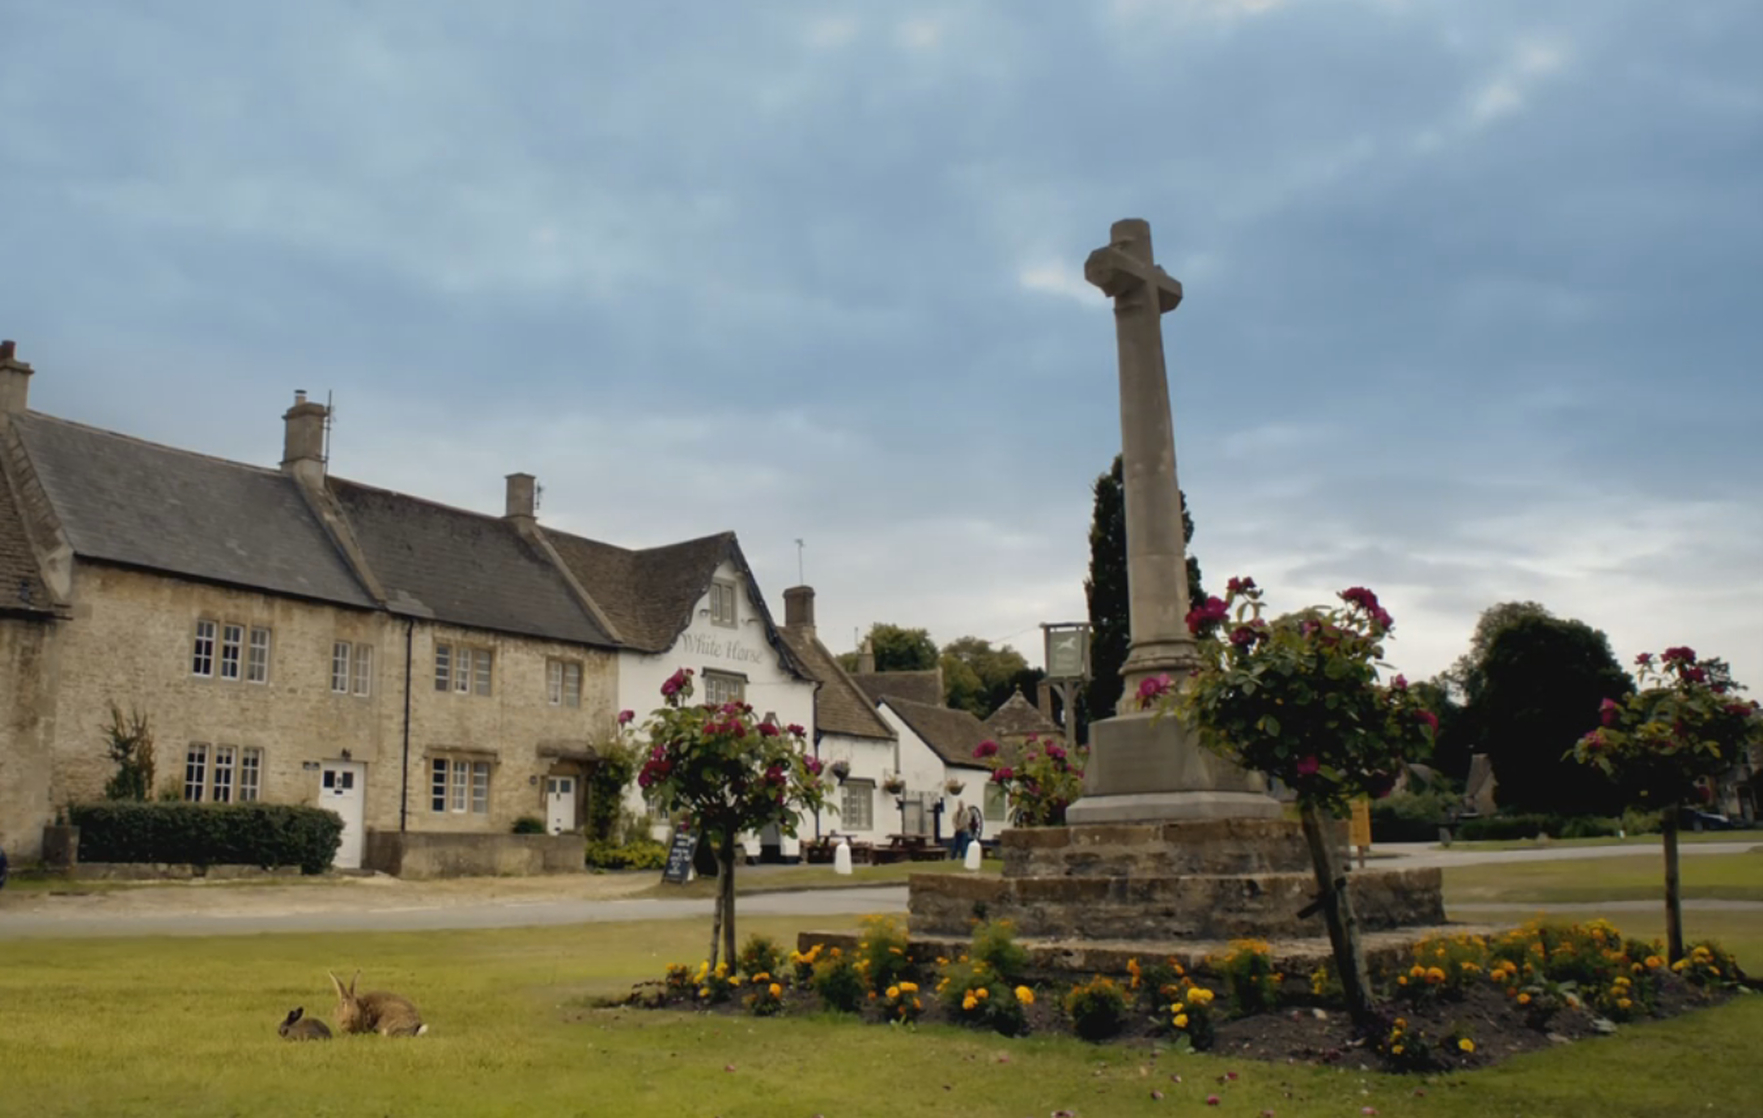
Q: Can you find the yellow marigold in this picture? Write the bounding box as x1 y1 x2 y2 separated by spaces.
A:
900 982 918 993
1398 976 1409 986
1711 967 1722 977
889 946 903 955
753 972 770 982
1173 963 1186 976
858 942 868 949
1410 965 1425 978
1458 1038 1475 1053
1617 997 1632 1009
962 995 977 1011
1518 992 1532 1005
886 985 900 999
1392 1044 1404 1055
1426 967 1447 984
936 957 948 966
1645 955 1664 969
1189 988 1215 1005
1174 1013 1189 1029
1015 986 1034 1005
1395 1017 1407 1028
1171 1002 1184 1014
912 998 922 1009
976 988 989 999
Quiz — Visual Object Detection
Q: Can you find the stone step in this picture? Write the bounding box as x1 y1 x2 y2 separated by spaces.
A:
1001 818 1336 879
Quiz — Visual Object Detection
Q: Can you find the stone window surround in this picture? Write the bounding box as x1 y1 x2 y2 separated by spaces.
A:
192 618 273 683
434 642 494 696
708 579 738 628
428 751 496 814
702 668 747 706
183 742 262 802
546 658 582 707
332 641 374 697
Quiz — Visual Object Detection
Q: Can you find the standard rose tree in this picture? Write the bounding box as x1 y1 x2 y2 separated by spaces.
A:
1574 648 1763 961
636 668 828 968
972 735 1088 827
1147 577 1436 1027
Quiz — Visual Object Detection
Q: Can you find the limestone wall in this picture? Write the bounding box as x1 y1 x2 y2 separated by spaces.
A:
363 829 585 879
0 617 59 859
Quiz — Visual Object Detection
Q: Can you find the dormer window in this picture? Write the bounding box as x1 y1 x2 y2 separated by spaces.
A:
709 580 738 628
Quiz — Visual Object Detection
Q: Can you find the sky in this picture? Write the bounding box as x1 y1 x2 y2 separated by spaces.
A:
4 0 1760 687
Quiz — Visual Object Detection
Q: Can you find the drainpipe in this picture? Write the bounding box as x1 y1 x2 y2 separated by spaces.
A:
399 617 414 831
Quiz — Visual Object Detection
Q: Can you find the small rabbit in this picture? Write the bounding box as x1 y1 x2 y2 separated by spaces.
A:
329 970 428 1037
278 1006 332 1041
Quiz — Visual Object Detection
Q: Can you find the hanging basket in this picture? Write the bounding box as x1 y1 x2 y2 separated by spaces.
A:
829 759 851 782
943 779 966 796
881 775 907 796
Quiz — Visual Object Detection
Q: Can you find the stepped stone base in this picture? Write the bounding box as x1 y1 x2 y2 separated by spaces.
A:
905 819 1446 944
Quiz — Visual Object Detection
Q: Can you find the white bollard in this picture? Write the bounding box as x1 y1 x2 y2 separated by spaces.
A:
964 839 983 871
834 837 853 875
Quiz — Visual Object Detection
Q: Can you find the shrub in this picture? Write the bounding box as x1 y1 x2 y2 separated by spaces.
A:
737 934 785 981
1455 812 1619 841
67 802 342 874
662 963 695 999
1394 933 1489 1004
935 956 1030 1037
881 980 925 1024
1063 975 1130 1042
583 837 668 871
511 816 546 835
691 959 740 1004
855 915 914 994
810 948 866 1013
1675 941 1739 990
1210 939 1282 1016
969 919 1029 984
1163 979 1218 1052
744 973 784 1017
1370 790 1457 843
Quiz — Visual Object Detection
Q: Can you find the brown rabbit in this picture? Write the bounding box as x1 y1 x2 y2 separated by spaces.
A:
329 970 428 1037
278 1006 332 1041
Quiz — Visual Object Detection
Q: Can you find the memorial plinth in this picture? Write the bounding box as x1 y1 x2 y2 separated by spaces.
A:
907 819 1446 944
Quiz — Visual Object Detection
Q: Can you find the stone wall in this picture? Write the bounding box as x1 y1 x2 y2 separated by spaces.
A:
363 829 585 879
10 563 623 859
0 617 59 859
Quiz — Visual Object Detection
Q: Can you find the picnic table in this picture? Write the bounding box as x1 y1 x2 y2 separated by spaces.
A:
803 834 876 865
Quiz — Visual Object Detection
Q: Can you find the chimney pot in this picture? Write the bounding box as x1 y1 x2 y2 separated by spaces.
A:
505 472 537 523
0 339 35 414
783 586 816 632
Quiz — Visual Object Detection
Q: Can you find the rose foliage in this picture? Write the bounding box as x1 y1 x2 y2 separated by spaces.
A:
1572 648 1763 809
1157 578 1436 815
972 733 1087 827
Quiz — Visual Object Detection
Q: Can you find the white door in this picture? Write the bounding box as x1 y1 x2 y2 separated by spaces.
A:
546 776 577 835
320 761 366 869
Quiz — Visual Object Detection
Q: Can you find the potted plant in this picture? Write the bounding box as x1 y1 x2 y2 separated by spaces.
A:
829 759 851 783
943 778 966 796
881 773 906 796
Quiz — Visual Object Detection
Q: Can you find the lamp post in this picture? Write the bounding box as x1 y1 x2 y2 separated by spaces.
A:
1041 622 1093 748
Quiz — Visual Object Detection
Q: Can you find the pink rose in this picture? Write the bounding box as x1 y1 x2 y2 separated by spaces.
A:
1599 698 1620 726
973 740 1000 759
1295 755 1320 776
617 709 635 726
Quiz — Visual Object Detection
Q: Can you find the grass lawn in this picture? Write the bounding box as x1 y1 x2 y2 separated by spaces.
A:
4 888 1762 1117
638 856 993 898
1443 850 1763 904
1436 831 1760 852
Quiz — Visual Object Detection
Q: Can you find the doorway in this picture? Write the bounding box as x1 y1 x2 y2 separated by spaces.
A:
546 775 577 835
320 760 366 870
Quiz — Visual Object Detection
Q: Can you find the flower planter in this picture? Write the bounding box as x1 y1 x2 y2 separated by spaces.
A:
944 780 966 796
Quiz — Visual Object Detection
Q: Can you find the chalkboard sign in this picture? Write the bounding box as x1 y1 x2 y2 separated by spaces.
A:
661 830 697 885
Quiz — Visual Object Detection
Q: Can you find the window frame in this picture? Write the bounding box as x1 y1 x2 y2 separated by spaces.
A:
191 620 216 678
839 779 875 831
184 743 209 802
434 643 453 692
219 624 244 681
547 658 582 708
703 670 746 706
709 579 738 628
352 644 373 697
331 641 352 694
238 747 262 802
211 744 236 803
247 627 271 684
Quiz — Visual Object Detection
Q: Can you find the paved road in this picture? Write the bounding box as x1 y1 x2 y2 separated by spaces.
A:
2 839 1755 940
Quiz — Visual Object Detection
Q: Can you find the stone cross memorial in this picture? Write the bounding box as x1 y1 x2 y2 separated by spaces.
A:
1065 218 1282 824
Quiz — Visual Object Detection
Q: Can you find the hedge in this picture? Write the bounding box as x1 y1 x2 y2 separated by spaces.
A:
68 802 344 874
1454 812 1621 842
1370 790 1461 844
584 837 669 871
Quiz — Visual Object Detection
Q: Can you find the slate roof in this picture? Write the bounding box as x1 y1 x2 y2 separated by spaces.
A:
853 668 943 708
0 467 52 615
779 625 896 742
328 479 614 646
544 531 730 653
11 413 377 609
984 689 1061 738
884 696 992 769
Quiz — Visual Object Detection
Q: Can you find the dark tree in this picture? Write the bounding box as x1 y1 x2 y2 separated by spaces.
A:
1080 455 1203 736
1462 609 1633 815
837 623 940 674
940 636 1033 719
1410 677 1471 783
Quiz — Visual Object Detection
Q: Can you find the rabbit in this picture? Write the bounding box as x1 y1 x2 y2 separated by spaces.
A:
329 970 428 1037
278 1006 332 1041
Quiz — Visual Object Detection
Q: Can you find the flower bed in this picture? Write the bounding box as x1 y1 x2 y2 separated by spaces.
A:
626 918 1747 1074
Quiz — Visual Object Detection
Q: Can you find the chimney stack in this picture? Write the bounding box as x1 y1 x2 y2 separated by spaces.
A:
783 586 815 633
857 636 875 675
280 390 328 486
0 340 34 415
505 473 537 527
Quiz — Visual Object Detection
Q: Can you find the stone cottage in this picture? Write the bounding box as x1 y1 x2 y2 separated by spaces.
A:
0 341 817 871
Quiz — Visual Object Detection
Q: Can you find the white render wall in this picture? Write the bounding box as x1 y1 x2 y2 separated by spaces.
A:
809 730 895 844
614 559 818 856
875 703 1005 840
